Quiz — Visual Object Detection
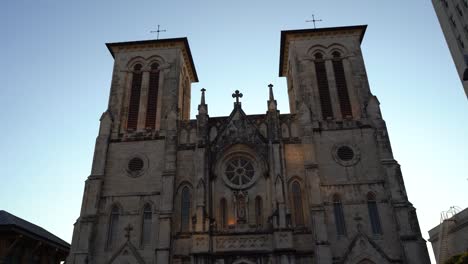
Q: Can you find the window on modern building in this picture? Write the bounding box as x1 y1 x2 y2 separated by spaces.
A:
291 181 304 226
333 194 347 236
332 51 353 118
450 15 457 28
220 198 228 229
145 63 160 129
367 193 382 235
127 64 143 130
107 205 120 247
456 4 464 16
181 187 191 232
458 35 466 49
442 0 448 8
314 53 334 119
255 196 263 226
141 204 152 245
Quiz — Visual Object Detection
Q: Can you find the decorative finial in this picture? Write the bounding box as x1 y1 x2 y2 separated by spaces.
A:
124 224 133 240
200 88 206 105
268 84 275 101
232 90 243 104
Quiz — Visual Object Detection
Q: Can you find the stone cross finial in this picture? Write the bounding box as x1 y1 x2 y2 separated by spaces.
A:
232 90 243 104
124 224 133 240
268 84 274 101
200 88 206 105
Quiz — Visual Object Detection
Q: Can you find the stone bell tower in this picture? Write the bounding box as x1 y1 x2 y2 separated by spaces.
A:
67 38 198 264
279 25 431 263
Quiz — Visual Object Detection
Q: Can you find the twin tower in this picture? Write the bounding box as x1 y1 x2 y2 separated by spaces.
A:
67 26 431 264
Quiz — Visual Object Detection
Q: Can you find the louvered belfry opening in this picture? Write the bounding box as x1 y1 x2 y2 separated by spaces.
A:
145 63 160 129
127 64 143 130
314 53 334 119
332 52 353 118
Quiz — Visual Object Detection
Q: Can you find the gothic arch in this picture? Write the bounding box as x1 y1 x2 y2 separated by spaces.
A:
127 56 146 70
307 44 327 57
146 55 166 67
327 43 349 56
176 181 193 194
287 175 304 185
138 200 156 213
107 202 123 214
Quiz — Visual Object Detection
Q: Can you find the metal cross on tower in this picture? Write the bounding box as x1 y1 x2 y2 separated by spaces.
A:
150 25 167 40
306 14 323 29
232 90 243 104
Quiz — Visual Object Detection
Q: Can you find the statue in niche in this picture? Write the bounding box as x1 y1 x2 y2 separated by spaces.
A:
233 191 248 224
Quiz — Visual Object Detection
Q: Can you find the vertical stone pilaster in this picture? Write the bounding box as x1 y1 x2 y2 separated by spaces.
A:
137 71 150 131
342 58 360 119
324 59 340 120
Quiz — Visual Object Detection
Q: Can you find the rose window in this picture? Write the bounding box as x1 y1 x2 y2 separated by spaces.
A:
225 157 255 187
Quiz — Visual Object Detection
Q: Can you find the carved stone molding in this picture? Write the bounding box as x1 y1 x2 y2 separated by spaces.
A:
214 235 271 252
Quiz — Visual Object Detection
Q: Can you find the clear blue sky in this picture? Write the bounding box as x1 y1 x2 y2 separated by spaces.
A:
1 1 466 262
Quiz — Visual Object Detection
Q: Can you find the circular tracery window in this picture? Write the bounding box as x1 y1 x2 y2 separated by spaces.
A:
223 156 257 189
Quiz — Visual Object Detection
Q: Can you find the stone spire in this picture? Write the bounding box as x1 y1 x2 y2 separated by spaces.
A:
198 88 208 115
267 84 277 111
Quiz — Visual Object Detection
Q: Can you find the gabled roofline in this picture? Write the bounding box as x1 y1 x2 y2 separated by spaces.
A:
106 37 199 82
279 25 367 77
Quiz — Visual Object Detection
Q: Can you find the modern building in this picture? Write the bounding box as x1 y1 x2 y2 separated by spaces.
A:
432 0 468 97
0 210 70 263
429 207 468 264
67 25 431 263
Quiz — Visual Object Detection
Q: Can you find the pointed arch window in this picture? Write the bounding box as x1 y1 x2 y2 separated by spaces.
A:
314 53 334 119
181 187 191 232
332 51 353 118
291 181 304 226
367 192 382 234
145 63 160 129
333 194 347 236
127 64 143 130
107 205 120 247
255 196 263 226
141 204 152 245
220 198 228 229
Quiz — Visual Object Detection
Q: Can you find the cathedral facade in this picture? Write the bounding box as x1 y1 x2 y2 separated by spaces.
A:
67 25 431 264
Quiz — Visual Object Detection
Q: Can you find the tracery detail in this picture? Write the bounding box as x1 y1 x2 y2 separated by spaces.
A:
225 157 255 187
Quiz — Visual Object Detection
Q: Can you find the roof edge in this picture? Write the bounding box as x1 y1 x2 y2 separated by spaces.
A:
105 37 199 82
279 25 368 77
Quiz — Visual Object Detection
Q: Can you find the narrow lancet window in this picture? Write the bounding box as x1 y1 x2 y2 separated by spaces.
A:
145 63 160 129
291 181 304 226
181 187 191 232
314 53 334 119
333 194 347 236
127 64 143 130
141 204 152 245
220 198 228 229
107 205 120 247
332 51 353 118
255 196 263 226
367 192 382 234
